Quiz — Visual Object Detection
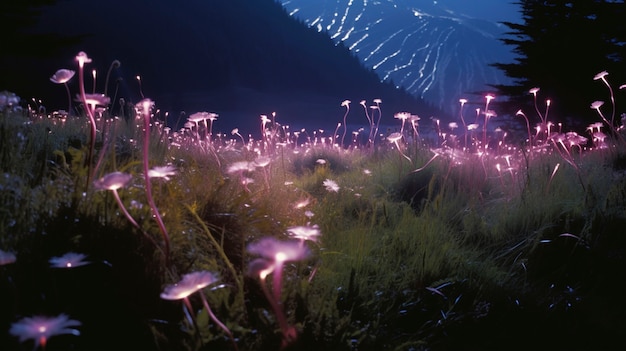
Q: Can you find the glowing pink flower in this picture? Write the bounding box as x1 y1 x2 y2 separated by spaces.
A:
75 51 92 67
76 93 110 110
247 237 310 264
93 171 132 191
10 314 81 348
160 271 219 300
593 71 609 81
50 69 75 84
387 132 403 143
49 252 90 268
591 101 604 110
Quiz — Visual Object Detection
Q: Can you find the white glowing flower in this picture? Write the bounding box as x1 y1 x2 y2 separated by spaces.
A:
323 179 340 192
10 314 81 347
49 252 90 268
148 165 177 180
287 225 321 242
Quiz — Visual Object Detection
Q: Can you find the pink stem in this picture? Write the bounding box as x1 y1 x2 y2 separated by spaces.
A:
77 62 97 191
141 109 170 263
199 292 238 351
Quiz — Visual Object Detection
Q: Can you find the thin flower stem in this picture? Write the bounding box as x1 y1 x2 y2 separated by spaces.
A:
199 293 238 351
259 275 294 347
110 189 163 253
141 109 171 263
77 61 97 191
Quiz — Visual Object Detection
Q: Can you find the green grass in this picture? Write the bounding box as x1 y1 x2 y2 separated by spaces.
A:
2 91 626 351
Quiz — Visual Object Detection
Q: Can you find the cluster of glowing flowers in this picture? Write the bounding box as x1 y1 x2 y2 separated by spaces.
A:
0 90 21 109
0 249 17 265
322 179 340 192
10 314 81 348
49 252 90 268
160 271 220 300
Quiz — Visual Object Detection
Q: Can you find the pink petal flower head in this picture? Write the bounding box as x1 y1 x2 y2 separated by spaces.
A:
341 100 351 107
148 165 177 180
77 93 110 107
247 237 310 264
594 71 609 81
160 271 219 300
93 171 132 191
75 51 92 67
373 98 382 104
467 123 479 131
529 87 540 96
260 114 271 125
0 249 17 265
387 132 403 143
287 225 321 242
135 98 154 115
459 98 468 106
50 69 75 84
591 100 605 110
188 111 210 123
49 252 90 268
247 257 275 280
394 112 411 121
10 314 81 347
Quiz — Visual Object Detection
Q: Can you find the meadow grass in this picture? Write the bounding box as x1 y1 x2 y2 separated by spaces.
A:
1 60 626 350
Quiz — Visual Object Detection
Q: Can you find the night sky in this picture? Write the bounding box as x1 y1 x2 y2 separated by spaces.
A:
2 0 522 134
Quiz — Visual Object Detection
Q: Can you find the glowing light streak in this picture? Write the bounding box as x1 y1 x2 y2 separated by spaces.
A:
349 33 369 50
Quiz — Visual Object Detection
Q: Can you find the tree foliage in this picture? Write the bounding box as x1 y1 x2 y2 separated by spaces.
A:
493 0 626 127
